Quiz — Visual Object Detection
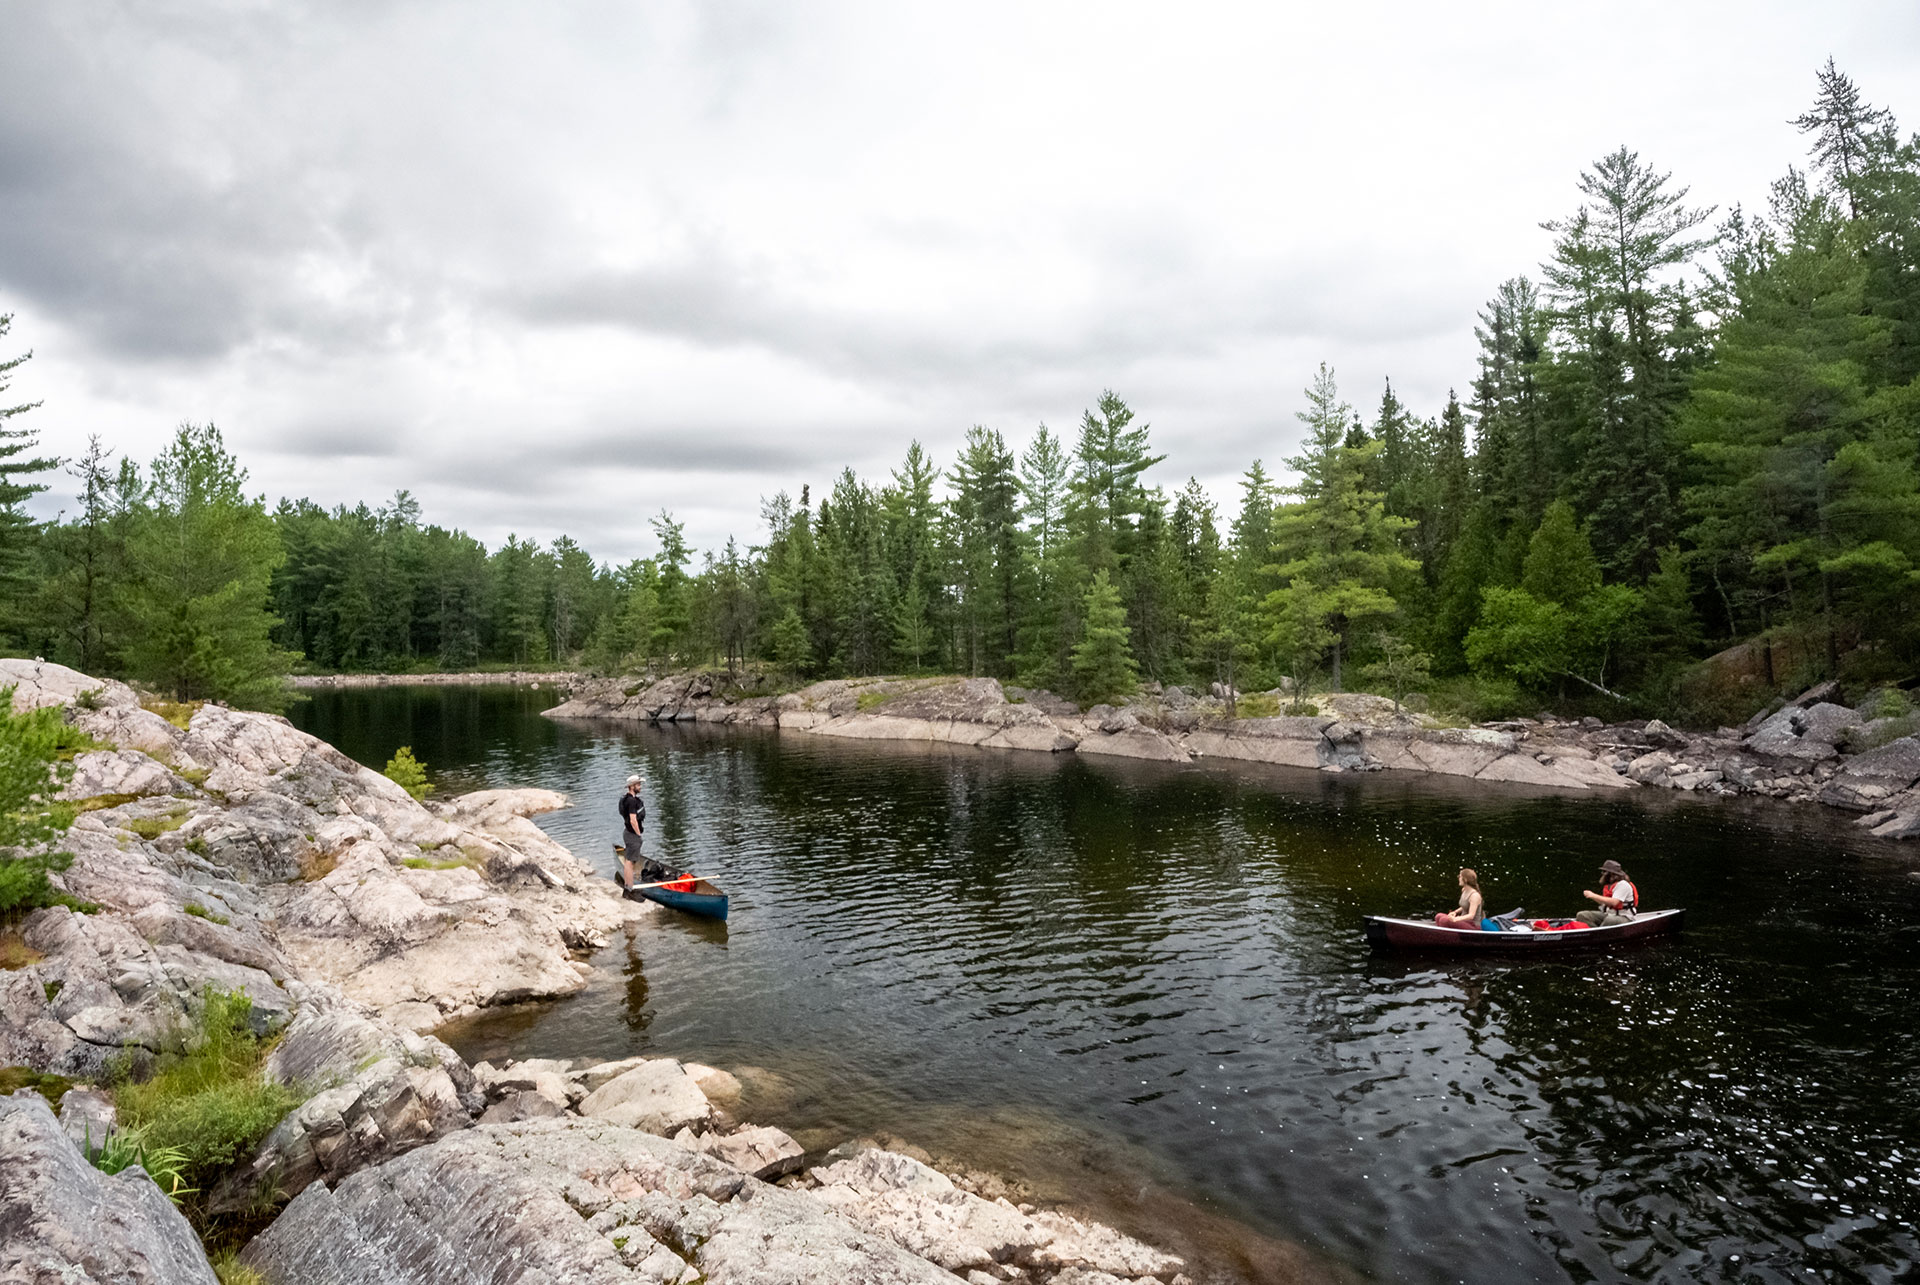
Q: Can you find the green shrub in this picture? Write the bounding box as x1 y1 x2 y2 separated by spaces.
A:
184 903 231 926
113 989 301 1209
1844 711 1920 753
382 746 433 800
0 689 79 922
1870 688 1914 720
1235 692 1282 718
1425 673 1529 724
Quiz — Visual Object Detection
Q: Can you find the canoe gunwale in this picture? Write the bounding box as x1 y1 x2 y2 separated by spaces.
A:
1364 907 1684 951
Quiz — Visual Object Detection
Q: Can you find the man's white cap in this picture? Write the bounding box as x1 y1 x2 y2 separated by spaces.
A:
626 774 642 785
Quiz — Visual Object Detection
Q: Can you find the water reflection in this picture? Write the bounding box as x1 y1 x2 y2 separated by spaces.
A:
295 687 1920 1285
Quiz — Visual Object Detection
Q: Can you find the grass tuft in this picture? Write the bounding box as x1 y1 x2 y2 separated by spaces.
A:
73 792 142 813
141 698 206 731
400 854 474 871
184 903 231 926
112 989 302 1217
211 1249 267 1285
122 807 191 841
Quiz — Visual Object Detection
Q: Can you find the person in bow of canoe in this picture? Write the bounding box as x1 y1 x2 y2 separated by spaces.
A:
1576 859 1638 926
1434 867 1485 929
617 773 646 890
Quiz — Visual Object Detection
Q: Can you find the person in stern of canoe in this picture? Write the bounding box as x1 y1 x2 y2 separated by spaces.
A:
1576 859 1638 926
617 773 646 890
1434 867 1485 929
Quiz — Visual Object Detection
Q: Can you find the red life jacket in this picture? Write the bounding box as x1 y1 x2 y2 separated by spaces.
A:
1602 878 1639 913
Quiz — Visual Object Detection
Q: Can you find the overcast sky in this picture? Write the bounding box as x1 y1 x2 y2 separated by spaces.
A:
4 1 1918 563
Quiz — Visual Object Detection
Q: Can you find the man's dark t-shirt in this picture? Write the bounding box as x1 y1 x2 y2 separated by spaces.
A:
619 792 646 835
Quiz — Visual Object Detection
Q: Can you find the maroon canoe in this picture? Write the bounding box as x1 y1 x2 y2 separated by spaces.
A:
1364 908 1685 952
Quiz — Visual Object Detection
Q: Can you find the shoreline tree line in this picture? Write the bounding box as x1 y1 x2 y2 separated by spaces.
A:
1 64 1915 722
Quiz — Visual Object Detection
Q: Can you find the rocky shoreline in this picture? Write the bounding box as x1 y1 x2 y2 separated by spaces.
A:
545 672 1920 843
1 659 1206 1285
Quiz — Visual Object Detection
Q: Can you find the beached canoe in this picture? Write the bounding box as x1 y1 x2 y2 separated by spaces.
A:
1364 908 1684 951
620 871 730 921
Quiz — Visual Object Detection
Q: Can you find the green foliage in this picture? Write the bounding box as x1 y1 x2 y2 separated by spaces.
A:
0 690 78 920
382 746 433 800
116 426 297 711
1261 365 1418 690
1361 633 1433 714
183 902 230 926
113 989 301 1211
1070 569 1138 704
86 1128 195 1203
0 314 58 648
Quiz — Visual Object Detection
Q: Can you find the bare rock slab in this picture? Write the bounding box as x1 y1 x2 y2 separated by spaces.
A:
244 1119 956 1285
0 1090 219 1285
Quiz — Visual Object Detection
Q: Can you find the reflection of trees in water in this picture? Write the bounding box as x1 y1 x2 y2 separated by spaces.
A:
623 940 651 1032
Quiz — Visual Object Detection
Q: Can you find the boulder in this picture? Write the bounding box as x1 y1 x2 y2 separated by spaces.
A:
573 1056 653 1093
480 1088 570 1123
1870 812 1920 840
1743 707 1840 761
1818 736 1920 811
680 1124 806 1179
1797 702 1865 746
0 1090 219 1285
56 1087 116 1151
1641 719 1689 750
1791 679 1842 708
579 1059 713 1134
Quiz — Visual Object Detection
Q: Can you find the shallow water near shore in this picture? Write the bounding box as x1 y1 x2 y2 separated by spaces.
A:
294 684 1920 1285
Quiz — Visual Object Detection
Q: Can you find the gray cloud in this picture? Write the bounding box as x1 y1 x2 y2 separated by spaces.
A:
4 0 1917 561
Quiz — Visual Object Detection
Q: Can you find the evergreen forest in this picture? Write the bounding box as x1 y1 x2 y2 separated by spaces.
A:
2 65 1917 722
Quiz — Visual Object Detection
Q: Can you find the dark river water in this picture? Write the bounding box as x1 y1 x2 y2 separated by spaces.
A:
290 684 1920 1285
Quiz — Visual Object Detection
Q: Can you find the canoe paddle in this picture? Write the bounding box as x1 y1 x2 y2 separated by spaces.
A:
618 873 705 893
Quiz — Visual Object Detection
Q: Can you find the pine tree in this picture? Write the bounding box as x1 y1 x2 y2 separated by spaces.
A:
116 424 296 709
1070 569 1138 704
1542 148 1715 579
1264 365 1418 690
0 314 57 645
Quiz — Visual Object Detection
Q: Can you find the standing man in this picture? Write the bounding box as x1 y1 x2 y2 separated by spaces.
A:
618 774 646 891
1577 859 1638 926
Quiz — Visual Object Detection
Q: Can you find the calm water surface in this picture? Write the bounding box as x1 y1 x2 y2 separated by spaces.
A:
292 685 1920 1285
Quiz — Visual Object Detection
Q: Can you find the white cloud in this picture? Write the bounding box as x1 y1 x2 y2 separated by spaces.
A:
5 0 1917 559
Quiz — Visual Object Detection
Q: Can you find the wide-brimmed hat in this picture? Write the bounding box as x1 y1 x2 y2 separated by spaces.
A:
626 774 643 786
1598 859 1626 877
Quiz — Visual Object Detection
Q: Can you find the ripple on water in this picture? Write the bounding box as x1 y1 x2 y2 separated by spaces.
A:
296 688 1920 1285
